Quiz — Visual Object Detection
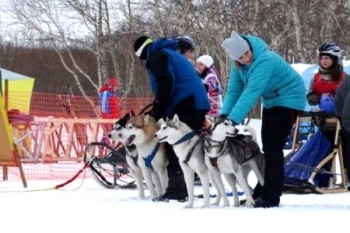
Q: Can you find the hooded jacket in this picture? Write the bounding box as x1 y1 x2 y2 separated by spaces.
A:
145 38 210 120
220 35 306 124
99 84 120 119
199 66 223 117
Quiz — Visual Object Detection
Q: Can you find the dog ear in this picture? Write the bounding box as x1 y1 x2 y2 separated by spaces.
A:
143 114 150 125
157 118 165 126
130 110 135 116
172 114 179 126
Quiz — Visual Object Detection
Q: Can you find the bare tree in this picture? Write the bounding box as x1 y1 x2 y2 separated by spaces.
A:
2 0 350 102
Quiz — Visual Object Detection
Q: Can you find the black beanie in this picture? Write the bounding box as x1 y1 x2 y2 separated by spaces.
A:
134 36 152 60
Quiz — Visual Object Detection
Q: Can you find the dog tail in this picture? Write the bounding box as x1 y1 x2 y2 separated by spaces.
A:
243 126 258 142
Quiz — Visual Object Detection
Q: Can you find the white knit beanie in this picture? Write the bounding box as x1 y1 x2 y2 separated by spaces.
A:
197 55 213 68
221 31 250 60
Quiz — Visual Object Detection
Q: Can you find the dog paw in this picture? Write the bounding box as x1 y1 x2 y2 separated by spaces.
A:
211 199 220 206
183 203 193 208
245 201 255 208
232 199 240 207
223 202 230 207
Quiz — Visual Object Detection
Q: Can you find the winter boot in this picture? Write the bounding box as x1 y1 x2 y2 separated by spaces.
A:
239 182 262 205
152 170 188 202
253 197 280 208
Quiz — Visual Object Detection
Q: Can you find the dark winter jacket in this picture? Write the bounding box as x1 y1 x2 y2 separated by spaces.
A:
145 38 210 122
334 76 350 133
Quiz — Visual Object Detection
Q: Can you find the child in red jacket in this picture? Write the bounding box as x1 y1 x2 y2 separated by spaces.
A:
307 43 345 112
99 77 121 119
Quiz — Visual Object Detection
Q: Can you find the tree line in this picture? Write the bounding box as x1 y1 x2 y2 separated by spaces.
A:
0 0 350 98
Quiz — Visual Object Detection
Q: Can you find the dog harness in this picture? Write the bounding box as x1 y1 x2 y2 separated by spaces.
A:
172 130 203 163
205 135 262 165
143 142 160 169
227 135 262 164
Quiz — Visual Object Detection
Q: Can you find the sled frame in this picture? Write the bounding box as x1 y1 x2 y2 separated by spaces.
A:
286 112 348 194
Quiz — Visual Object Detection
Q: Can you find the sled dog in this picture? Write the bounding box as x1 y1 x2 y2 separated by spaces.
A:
118 113 168 199
108 111 145 198
154 114 230 208
204 117 265 207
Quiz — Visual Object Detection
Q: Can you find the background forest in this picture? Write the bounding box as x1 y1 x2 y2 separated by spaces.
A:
0 0 350 98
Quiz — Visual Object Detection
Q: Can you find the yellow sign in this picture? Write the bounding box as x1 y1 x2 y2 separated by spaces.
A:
0 94 27 187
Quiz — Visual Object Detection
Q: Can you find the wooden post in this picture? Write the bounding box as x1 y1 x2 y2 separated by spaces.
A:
0 95 27 187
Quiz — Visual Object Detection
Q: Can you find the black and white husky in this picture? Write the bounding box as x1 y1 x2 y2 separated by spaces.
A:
154 114 230 208
108 112 145 199
204 117 265 207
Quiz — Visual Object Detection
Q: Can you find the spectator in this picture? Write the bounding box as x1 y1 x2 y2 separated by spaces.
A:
99 77 121 141
133 35 210 202
334 76 350 183
307 43 345 143
307 43 345 113
99 77 121 120
221 31 306 208
173 35 196 60
196 55 223 117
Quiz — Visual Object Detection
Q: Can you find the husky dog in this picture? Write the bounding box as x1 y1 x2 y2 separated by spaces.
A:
119 114 168 199
204 117 265 207
108 111 145 198
154 114 229 208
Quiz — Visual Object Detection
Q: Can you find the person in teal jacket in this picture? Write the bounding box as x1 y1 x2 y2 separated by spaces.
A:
221 31 306 208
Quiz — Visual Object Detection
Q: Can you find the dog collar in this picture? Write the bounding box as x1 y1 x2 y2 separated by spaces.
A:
173 131 197 145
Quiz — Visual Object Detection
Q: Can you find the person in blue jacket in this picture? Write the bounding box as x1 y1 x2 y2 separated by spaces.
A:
221 31 306 208
133 35 210 202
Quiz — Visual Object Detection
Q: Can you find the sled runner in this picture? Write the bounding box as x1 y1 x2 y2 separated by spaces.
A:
84 142 136 189
284 111 348 194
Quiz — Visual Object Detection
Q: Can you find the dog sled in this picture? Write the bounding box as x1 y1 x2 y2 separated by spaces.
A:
284 111 348 194
83 103 153 189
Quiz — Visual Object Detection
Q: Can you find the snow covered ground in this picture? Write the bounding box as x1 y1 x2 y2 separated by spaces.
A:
1 177 349 233
1 119 349 233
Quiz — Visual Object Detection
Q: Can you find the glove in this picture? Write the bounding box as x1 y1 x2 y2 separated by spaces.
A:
307 92 321 105
150 99 166 121
215 114 227 124
227 118 238 126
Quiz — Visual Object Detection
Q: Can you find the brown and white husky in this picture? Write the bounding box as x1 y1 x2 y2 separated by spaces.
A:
119 114 169 199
